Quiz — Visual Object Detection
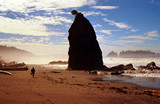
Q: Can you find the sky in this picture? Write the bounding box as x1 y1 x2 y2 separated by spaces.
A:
0 0 160 57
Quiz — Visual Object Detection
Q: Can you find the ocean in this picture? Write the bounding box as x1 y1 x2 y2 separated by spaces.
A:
103 57 160 89
103 57 160 68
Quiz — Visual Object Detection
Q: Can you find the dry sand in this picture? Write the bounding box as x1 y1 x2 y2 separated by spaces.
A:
0 64 159 104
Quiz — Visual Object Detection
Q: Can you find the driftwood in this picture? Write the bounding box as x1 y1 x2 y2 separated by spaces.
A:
0 71 12 75
144 90 160 97
0 66 28 71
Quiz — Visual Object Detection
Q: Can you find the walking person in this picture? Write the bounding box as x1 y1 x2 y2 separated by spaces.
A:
31 67 35 78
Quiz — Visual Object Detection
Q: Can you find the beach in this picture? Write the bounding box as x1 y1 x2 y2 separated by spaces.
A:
0 64 160 104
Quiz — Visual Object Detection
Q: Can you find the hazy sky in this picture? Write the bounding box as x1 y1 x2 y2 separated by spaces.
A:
0 0 160 56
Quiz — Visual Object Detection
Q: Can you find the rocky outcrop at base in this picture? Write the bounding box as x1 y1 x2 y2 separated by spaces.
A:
109 63 135 71
146 62 160 70
123 64 135 70
138 62 160 70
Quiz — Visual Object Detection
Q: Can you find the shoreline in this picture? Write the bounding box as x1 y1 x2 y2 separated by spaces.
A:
0 64 160 104
103 74 160 90
43 63 160 90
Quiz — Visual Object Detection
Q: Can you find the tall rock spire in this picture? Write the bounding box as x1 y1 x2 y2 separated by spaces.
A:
67 10 106 70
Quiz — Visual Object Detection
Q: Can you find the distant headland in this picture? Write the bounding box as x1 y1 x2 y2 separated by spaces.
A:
0 45 35 61
107 50 160 58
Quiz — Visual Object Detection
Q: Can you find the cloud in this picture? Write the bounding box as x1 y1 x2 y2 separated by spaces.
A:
103 18 131 29
39 37 50 43
113 40 143 45
131 29 138 32
92 6 118 10
47 9 70 15
0 37 50 44
0 37 69 55
150 0 160 5
151 0 155 3
0 16 72 36
100 30 117 35
146 30 159 37
82 11 107 16
120 31 159 41
120 35 156 40
97 34 143 46
97 35 107 43
93 24 102 29
0 0 96 13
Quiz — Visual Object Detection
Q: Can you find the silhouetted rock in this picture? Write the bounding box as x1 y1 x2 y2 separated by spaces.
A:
109 64 135 72
137 66 147 70
111 71 124 75
88 71 97 75
109 64 134 75
106 51 118 57
49 60 68 65
123 64 135 70
67 11 106 70
109 64 124 71
137 62 160 70
146 62 156 69
146 62 160 70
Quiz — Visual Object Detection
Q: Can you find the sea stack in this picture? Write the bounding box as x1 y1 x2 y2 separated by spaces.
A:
67 10 106 70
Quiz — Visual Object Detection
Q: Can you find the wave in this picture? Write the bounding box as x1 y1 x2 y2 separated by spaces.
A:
43 64 67 70
103 57 160 68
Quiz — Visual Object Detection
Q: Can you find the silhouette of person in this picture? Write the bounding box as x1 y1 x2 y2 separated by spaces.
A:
31 67 35 78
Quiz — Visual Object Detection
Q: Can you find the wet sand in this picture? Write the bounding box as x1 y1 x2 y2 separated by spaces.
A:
0 64 159 104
